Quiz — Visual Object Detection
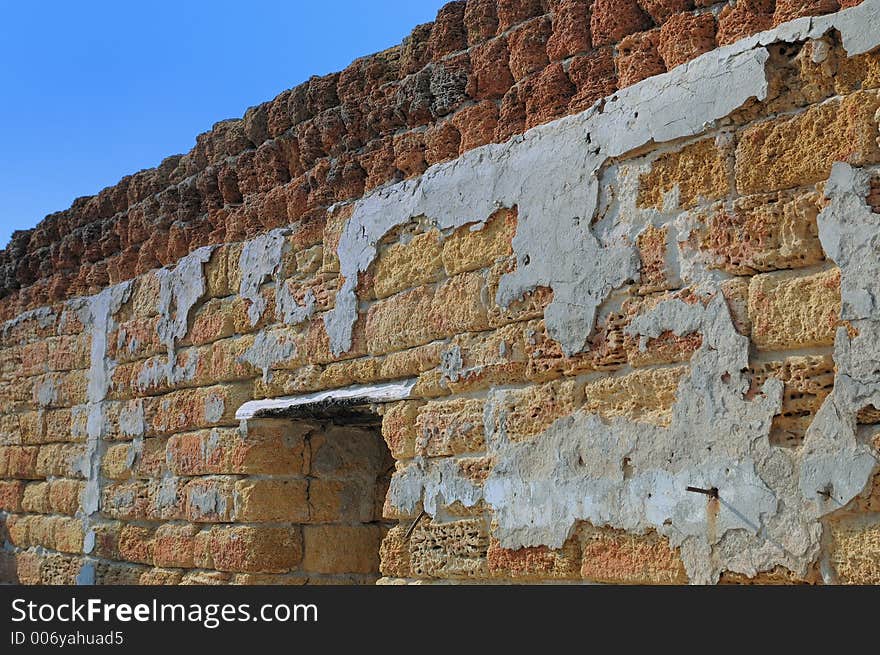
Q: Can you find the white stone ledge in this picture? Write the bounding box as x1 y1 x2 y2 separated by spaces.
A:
235 379 418 420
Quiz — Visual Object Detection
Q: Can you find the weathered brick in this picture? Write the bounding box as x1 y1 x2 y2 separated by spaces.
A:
735 90 880 194
183 476 235 522
442 209 516 276
379 525 411 577
409 517 489 579
617 30 666 88
638 137 731 211
205 525 302 573
493 379 583 441
373 229 444 299
657 11 716 70
118 525 156 565
302 525 383 574
416 398 485 456
234 478 309 522
153 524 199 569
828 516 880 584
584 366 687 426
590 0 651 47
748 269 841 350
697 189 825 275
488 535 581 580
579 524 688 584
381 400 422 459
0 479 25 511
144 383 252 437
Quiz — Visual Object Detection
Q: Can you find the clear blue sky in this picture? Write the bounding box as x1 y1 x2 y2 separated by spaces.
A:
0 0 447 248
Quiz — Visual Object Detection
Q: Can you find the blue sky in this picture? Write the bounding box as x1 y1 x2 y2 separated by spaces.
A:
0 0 447 248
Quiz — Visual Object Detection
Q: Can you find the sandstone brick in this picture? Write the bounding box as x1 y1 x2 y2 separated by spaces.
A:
721 277 752 337
424 119 462 165
590 0 652 47
637 225 672 293
443 323 529 392
579 524 688 584
749 355 835 447
0 479 25 511
185 298 236 346
486 257 553 328
381 400 422 459
717 0 774 47
379 525 411 577
496 84 526 142
409 517 489 579
547 0 591 61
735 90 880 195
144 383 252 437
488 535 581 579
467 37 515 100
617 30 666 88
416 398 485 456
584 366 687 426
153 524 199 568
657 12 716 70
373 229 444 299
392 130 427 179
773 0 839 25
452 101 499 151
366 285 437 356
380 342 444 380
507 16 552 81
234 478 309 522
427 1 467 60
48 479 84 515
139 568 184 585
101 442 134 480
496 0 544 33
637 0 693 23
118 524 156 565
828 516 880 584
464 0 498 45
494 379 583 440
206 525 302 573
442 209 516 275
183 476 235 522
94 561 145 585
306 478 378 523
698 189 825 275
302 525 383 574
522 61 576 128
638 137 731 210
568 48 618 112
748 269 841 351
35 443 85 479
1 444 40 480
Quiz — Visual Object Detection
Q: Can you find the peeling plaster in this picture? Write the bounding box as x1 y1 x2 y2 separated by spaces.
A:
156 246 213 383
384 3 880 584
239 229 289 327
80 281 133 581
240 329 298 383
325 1 880 358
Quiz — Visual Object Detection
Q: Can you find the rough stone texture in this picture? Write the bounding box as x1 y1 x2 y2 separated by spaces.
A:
828 516 880 584
4 1 880 588
657 12 717 70
590 0 652 47
748 269 841 350
735 90 880 194
617 30 667 88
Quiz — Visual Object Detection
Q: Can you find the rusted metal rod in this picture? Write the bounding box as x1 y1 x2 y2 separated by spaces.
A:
686 486 719 498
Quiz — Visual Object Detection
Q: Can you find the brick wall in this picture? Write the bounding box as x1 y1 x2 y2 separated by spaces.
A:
0 0 864 317
2 1 880 585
